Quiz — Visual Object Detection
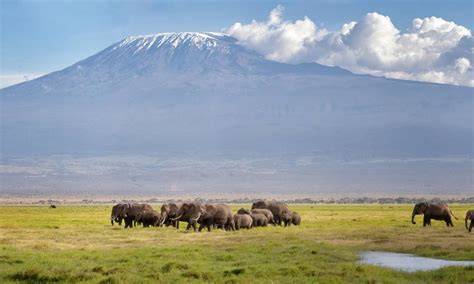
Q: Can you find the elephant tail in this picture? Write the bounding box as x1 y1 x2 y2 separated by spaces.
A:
450 209 459 220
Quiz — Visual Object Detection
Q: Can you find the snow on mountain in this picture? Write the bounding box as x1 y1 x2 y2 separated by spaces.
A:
0 32 472 195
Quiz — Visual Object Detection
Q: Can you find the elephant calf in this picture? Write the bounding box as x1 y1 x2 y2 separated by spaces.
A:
237 208 267 227
136 210 161 227
283 212 301 227
250 213 268 227
234 214 253 230
250 209 275 225
466 210 474 232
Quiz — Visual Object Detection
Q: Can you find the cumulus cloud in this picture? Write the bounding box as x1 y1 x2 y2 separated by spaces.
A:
227 6 473 87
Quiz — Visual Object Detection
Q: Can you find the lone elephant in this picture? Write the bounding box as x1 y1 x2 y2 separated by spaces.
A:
411 202 457 227
465 210 474 232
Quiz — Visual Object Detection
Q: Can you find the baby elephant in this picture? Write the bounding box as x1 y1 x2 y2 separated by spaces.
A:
136 210 161 227
237 208 267 227
283 212 301 227
466 210 474 232
234 214 253 230
250 213 268 227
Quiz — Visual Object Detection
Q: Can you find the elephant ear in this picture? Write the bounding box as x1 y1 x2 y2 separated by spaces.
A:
122 204 130 217
423 202 429 212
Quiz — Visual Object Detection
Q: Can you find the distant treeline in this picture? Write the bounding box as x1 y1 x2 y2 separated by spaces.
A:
27 196 474 205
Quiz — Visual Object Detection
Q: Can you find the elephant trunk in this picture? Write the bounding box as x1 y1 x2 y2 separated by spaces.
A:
411 211 416 225
466 217 469 230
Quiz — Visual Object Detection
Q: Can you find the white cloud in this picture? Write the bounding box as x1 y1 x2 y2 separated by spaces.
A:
227 6 474 87
0 73 44 89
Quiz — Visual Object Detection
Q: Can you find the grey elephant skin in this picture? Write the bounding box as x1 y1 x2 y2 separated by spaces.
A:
160 203 181 228
411 202 458 227
233 214 253 230
465 210 474 232
252 200 289 225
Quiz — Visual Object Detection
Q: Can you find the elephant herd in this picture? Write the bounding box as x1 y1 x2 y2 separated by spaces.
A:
411 202 473 232
109 201 473 233
110 200 301 231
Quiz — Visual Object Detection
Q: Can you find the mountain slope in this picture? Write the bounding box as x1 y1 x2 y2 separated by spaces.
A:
0 32 472 194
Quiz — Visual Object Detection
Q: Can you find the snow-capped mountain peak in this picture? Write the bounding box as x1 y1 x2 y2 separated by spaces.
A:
116 32 232 53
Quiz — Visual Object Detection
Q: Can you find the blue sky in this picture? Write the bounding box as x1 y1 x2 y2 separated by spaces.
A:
1 0 473 87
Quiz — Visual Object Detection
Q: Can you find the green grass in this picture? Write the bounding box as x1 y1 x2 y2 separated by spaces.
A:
0 204 473 283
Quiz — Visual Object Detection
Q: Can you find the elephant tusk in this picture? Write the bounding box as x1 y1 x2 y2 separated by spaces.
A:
191 213 201 221
170 214 183 221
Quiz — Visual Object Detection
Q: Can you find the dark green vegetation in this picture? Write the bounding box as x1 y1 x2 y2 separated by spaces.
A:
0 204 473 283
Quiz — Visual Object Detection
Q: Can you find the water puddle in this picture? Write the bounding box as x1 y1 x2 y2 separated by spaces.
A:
359 251 474 272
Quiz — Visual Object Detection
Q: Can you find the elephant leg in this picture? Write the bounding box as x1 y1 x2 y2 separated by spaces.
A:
469 221 473 232
186 222 191 230
423 215 429 227
445 216 453 227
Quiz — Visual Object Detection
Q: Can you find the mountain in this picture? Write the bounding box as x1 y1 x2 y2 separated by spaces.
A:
0 32 472 195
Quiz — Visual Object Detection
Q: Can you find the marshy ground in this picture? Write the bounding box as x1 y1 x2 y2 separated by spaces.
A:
0 204 473 283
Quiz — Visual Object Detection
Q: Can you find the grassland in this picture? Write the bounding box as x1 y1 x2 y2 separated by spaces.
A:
0 204 473 283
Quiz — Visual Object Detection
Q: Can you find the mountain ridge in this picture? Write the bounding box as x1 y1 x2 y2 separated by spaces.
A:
0 32 472 194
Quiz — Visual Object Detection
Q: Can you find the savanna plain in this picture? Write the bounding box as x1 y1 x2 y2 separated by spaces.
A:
0 204 473 283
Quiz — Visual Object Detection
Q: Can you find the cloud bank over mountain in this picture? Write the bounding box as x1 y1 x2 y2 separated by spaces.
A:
227 6 473 87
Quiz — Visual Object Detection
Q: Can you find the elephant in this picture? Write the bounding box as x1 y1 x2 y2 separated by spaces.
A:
136 210 161 227
252 200 289 226
171 202 206 232
233 214 253 230
465 210 474 232
411 202 458 227
198 204 235 232
250 213 268 227
291 212 301 225
282 212 301 227
282 212 293 227
237 208 251 215
238 208 275 225
159 203 181 228
110 203 126 226
251 209 275 225
120 203 154 228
